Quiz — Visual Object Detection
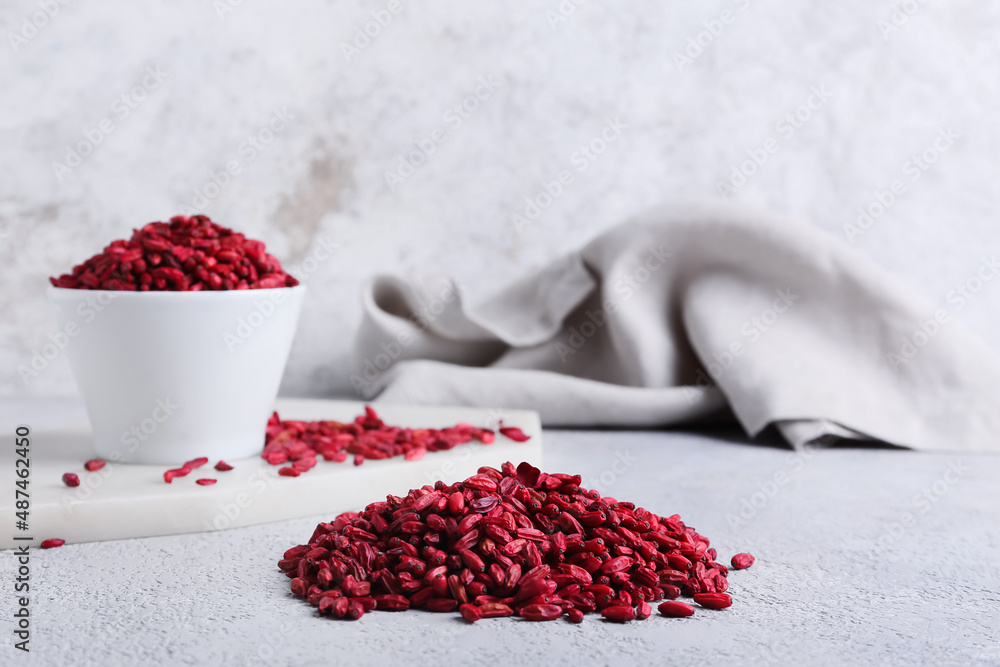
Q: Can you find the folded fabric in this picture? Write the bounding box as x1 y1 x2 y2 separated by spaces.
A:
352 202 1000 452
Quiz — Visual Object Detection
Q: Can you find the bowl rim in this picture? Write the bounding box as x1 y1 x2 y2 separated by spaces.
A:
47 284 306 298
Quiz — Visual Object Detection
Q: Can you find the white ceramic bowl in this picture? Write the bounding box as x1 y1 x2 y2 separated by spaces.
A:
49 285 305 464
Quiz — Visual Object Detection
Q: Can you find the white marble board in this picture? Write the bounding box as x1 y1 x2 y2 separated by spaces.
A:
1 398 542 549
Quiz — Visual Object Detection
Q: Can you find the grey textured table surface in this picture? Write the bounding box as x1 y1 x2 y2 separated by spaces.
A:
2 399 998 666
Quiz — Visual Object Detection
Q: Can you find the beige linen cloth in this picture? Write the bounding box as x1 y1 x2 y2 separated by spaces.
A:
353 203 1000 451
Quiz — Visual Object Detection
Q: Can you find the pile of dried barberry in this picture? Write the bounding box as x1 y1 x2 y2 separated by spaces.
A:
280 462 753 623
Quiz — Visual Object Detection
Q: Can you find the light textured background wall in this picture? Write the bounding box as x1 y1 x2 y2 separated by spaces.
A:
2 0 998 399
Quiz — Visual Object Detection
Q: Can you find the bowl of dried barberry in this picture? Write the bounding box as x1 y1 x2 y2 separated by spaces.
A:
48 215 304 464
